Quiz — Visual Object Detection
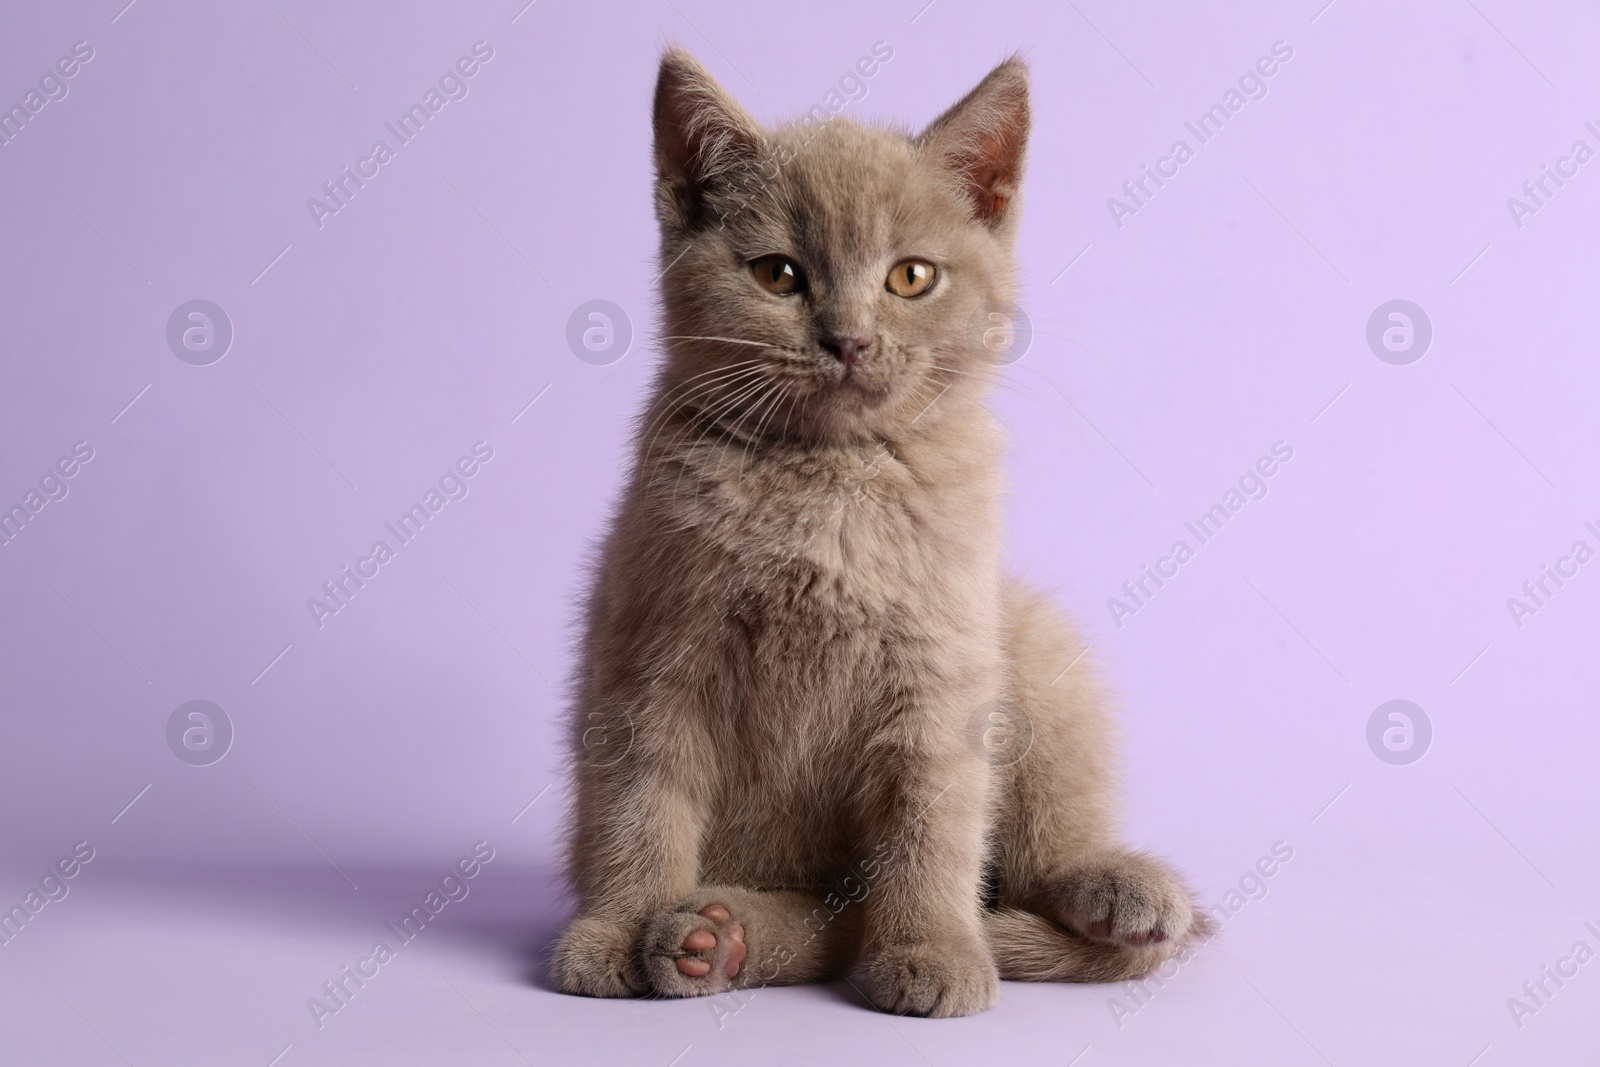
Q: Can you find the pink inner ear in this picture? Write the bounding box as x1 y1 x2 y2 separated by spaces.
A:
653 51 763 195
961 138 1021 221
656 72 717 182
919 68 1029 224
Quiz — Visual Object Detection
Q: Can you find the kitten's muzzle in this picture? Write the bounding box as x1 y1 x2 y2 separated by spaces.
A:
820 335 874 368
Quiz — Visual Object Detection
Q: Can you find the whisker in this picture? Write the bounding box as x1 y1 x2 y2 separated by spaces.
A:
931 361 1048 406
897 376 940 424
647 379 767 471
739 381 792 477
667 375 776 500
642 365 763 432
777 385 802 440
657 335 786 351
637 361 763 436
696 374 774 438
644 359 765 413
639 363 767 456
665 373 773 462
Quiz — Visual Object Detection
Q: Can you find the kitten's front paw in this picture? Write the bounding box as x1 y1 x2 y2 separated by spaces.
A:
861 938 999 1018
643 901 747 998
1055 849 1196 948
551 916 645 997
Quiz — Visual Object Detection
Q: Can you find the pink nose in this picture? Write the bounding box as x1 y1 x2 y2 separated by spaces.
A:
821 336 872 366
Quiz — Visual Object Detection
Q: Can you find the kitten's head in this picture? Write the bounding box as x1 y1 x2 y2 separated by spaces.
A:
649 48 1029 447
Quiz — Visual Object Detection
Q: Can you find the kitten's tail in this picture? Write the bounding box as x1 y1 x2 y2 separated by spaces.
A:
983 907 1213 983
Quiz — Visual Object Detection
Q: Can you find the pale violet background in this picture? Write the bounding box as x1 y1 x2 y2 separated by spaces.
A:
1 1 1597 1064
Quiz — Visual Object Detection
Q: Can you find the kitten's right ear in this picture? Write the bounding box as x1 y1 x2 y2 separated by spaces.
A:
916 56 1030 228
653 47 764 229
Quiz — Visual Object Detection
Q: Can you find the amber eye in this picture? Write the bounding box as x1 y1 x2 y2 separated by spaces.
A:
751 255 804 295
886 259 936 297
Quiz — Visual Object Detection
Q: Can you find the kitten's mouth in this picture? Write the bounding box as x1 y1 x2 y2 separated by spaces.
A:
824 362 888 400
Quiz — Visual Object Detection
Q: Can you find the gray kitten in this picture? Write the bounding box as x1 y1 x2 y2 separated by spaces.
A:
551 48 1204 1017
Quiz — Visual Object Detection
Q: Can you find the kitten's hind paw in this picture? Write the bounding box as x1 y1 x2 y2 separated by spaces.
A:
1054 849 1196 950
643 901 747 997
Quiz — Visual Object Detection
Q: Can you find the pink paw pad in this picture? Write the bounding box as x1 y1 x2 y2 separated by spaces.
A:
674 904 745 978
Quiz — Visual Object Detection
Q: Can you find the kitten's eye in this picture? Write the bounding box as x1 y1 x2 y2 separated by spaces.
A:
750 255 804 295
886 259 937 298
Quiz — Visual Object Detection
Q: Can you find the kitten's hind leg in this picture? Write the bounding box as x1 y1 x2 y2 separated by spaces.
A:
984 903 1199 983
985 857 1210 982
991 580 1207 980
1046 847 1202 950
642 885 862 997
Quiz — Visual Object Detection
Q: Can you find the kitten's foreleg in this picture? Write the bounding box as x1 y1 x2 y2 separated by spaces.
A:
854 708 1000 1018
551 696 708 998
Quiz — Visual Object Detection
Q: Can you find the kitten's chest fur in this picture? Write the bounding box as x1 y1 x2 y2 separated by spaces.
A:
591 410 1009 883
716 441 920 613
648 429 1003 883
679 433 997 638
657 421 1006 736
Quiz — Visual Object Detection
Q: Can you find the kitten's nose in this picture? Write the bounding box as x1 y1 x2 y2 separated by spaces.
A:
821 335 872 366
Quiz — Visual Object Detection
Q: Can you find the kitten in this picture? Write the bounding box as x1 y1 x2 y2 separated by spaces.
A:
551 48 1204 1017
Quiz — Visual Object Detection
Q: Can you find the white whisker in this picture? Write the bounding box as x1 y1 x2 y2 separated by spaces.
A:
658 335 785 351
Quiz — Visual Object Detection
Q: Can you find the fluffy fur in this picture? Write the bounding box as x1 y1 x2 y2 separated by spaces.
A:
551 48 1205 1017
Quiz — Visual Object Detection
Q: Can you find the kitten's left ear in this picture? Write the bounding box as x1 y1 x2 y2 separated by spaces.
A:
653 46 765 230
916 56 1030 226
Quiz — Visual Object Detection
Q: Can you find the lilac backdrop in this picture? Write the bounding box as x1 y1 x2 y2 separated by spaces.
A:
2 1 1597 1064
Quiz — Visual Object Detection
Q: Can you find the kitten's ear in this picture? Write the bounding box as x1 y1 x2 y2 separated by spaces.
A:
653 47 764 229
916 57 1030 226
